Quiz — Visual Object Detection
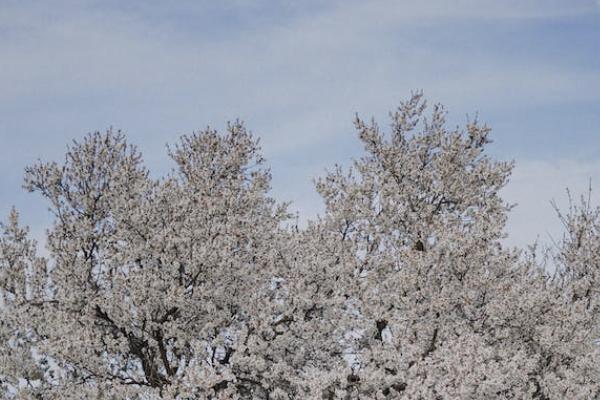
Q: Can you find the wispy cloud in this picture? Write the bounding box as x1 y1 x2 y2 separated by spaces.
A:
502 159 600 249
0 1 598 250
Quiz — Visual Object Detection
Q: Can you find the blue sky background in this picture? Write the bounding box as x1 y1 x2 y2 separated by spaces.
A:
1 0 599 252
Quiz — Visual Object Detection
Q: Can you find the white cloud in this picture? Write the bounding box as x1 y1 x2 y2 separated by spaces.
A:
1 1 598 254
1 1 598 151
502 158 600 249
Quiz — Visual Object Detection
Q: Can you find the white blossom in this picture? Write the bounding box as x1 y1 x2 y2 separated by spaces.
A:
1 94 599 399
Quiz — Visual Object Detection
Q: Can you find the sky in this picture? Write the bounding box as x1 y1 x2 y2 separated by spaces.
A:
0 0 599 253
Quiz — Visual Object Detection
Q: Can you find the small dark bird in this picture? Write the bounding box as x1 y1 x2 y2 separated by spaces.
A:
414 239 425 252
375 319 388 341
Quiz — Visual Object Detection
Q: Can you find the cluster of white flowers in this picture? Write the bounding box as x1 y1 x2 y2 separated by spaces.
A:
1 94 599 399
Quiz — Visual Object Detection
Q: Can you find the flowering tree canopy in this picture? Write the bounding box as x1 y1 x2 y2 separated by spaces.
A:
2 94 599 399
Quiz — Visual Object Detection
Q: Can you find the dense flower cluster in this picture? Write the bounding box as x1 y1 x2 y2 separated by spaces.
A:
1 94 599 399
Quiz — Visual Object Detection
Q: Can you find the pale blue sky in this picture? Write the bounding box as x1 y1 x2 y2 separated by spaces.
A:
1 0 599 250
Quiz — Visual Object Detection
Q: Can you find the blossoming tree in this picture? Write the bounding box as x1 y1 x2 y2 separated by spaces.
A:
1 94 599 399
